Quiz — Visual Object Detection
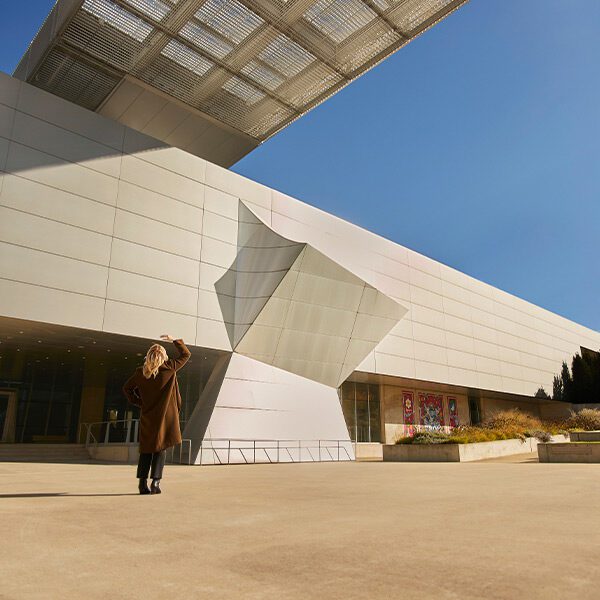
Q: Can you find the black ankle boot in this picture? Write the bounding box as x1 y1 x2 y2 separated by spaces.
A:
150 479 161 495
138 479 151 495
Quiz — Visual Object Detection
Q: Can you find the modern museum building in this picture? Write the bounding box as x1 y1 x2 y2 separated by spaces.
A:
1 0 599 463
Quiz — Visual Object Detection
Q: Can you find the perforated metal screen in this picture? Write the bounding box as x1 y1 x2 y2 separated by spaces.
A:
20 0 468 141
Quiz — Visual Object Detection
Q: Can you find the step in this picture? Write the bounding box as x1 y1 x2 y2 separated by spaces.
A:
0 457 91 463
0 444 91 462
0 452 91 457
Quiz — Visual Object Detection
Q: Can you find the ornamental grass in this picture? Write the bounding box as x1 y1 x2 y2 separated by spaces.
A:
564 408 600 431
396 409 559 445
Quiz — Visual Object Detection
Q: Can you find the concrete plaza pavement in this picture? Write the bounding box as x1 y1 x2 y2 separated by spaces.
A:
1 458 599 600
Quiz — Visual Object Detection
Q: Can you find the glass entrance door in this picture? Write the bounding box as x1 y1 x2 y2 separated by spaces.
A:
0 391 17 443
468 396 482 425
0 394 8 439
339 382 382 442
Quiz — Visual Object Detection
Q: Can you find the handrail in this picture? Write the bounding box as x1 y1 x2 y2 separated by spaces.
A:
196 437 353 441
80 419 191 444
80 419 192 464
79 424 354 465
166 439 192 465
198 438 353 465
80 419 141 447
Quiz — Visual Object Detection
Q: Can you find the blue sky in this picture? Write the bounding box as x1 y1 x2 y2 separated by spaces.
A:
1 1 599 331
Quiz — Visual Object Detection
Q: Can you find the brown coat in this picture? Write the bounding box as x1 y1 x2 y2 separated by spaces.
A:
123 339 191 454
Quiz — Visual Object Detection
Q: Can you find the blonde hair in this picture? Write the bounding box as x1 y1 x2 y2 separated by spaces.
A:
142 344 168 379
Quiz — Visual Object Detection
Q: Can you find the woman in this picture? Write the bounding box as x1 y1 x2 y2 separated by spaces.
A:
123 334 191 495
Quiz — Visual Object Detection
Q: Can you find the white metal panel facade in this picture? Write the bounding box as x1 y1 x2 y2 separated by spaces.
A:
1 72 599 405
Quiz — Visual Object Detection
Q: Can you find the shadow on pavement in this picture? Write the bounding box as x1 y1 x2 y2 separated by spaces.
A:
0 492 139 498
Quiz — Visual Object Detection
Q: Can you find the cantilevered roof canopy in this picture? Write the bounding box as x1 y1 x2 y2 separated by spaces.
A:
15 0 468 166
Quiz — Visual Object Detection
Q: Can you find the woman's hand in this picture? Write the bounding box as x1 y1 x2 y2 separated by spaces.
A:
160 334 174 343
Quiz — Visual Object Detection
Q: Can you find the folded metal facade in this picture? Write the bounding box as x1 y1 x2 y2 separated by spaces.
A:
1 72 599 459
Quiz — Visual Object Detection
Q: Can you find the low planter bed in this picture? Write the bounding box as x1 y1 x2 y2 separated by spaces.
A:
384 435 568 462
569 431 600 442
538 441 600 463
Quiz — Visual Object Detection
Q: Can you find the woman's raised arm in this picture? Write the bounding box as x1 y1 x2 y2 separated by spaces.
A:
161 334 191 371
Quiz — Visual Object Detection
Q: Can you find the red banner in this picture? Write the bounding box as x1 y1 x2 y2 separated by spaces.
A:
402 391 415 425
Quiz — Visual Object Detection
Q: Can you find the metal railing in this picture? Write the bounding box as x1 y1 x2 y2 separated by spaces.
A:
79 419 139 446
80 419 192 464
198 438 354 465
166 439 192 465
79 422 354 466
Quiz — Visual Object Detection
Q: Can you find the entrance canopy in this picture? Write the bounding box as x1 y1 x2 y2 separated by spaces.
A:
14 0 468 166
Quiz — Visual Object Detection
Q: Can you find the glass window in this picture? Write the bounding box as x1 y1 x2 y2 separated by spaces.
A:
0 317 227 444
368 385 381 442
468 396 481 425
0 394 8 437
339 381 381 443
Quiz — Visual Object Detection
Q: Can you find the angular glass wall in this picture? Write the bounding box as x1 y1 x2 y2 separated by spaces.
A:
339 381 381 443
0 317 226 443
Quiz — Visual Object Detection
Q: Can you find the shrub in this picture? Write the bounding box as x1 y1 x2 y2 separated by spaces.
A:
447 426 525 444
395 409 560 445
565 409 600 431
448 426 494 444
527 430 552 443
396 430 450 445
482 409 543 432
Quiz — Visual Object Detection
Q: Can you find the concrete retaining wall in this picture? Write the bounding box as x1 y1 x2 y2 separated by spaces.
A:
569 431 600 442
87 444 139 463
538 442 600 463
383 443 460 462
539 403 600 421
384 435 568 462
354 443 384 461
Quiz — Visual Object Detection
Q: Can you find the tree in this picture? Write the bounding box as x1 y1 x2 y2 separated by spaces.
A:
561 361 572 404
586 351 600 402
552 350 600 404
535 387 550 399
552 375 563 402
576 350 600 403
571 354 593 404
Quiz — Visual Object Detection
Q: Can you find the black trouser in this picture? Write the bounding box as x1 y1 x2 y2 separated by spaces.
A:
137 451 166 480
